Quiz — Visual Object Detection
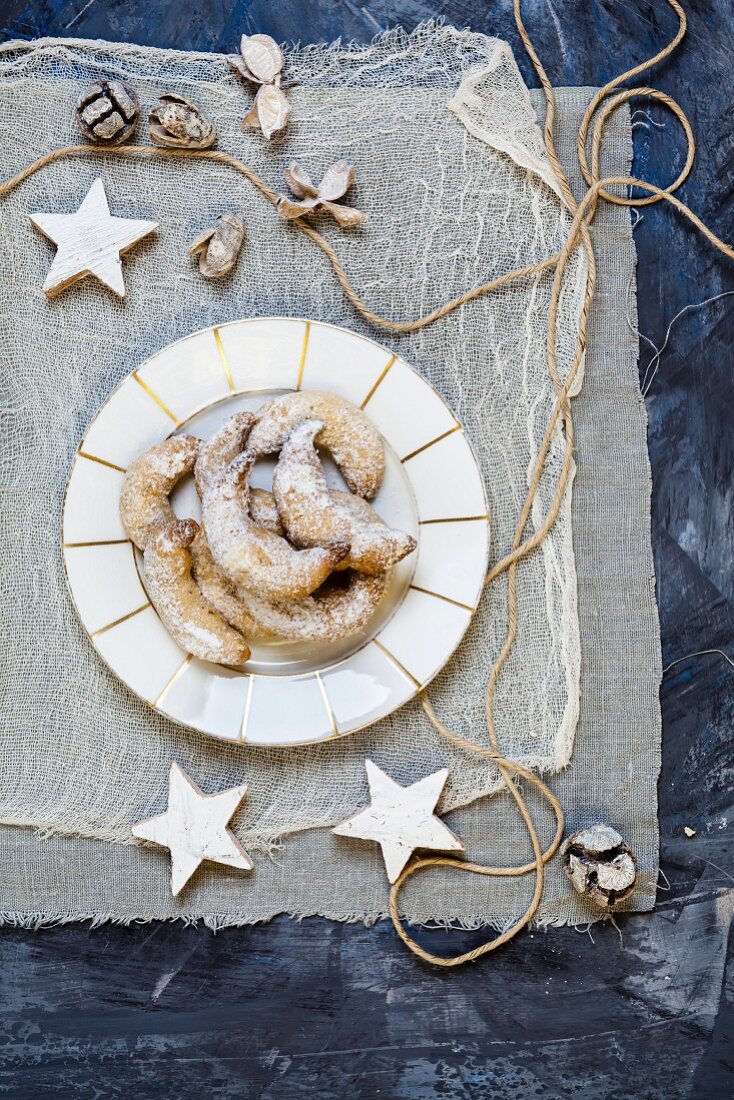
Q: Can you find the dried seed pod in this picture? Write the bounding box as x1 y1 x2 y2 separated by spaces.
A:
229 32 290 139
242 83 290 140
317 161 356 201
189 213 245 278
76 80 139 145
284 163 319 199
561 825 637 908
277 161 366 227
149 93 217 150
238 33 284 84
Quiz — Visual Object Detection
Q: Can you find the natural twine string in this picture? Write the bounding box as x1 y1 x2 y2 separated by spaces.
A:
1 0 731 964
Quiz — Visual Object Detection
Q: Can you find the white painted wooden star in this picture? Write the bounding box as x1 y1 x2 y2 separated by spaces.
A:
131 761 253 896
29 177 158 298
333 760 464 883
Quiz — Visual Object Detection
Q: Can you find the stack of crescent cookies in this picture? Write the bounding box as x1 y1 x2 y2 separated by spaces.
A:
119 391 417 665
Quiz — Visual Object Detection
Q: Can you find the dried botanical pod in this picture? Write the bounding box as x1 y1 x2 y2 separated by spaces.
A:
561 825 637 908
189 213 245 278
76 80 139 145
278 161 367 227
149 93 217 150
229 32 290 139
243 84 291 141
284 163 319 199
237 33 284 84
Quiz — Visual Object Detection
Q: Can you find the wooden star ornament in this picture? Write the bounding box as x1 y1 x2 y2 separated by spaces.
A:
333 760 464 883
29 177 157 298
132 761 253 896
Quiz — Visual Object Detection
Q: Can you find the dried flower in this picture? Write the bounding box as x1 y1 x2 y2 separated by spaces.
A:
561 825 637 908
229 34 290 140
149 93 217 150
189 213 245 278
76 80 139 145
277 162 367 227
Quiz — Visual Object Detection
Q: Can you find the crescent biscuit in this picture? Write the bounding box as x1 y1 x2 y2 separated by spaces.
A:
247 390 385 499
202 450 349 601
120 435 200 550
144 519 251 665
194 411 286 533
273 419 416 574
241 572 388 642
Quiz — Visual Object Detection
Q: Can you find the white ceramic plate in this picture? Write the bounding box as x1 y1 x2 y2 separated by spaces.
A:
63 318 490 746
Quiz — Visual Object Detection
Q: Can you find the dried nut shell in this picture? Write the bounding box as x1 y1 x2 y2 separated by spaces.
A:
76 80 139 144
189 213 245 278
560 825 637 908
239 33 284 83
149 93 217 150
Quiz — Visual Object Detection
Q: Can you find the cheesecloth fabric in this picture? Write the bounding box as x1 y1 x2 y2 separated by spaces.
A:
0 26 586 850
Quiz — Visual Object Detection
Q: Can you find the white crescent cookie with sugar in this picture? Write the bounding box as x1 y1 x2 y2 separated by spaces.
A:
201 450 349 602
120 434 200 550
247 389 385 499
143 518 251 666
272 418 416 573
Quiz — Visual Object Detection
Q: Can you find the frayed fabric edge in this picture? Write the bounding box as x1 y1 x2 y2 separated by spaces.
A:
0 896 655 933
0 21 504 85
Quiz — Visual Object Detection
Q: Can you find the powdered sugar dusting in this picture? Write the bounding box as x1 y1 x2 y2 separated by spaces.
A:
120 434 200 550
247 391 385 499
194 411 255 498
273 419 416 574
192 524 387 643
143 519 251 664
201 449 349 602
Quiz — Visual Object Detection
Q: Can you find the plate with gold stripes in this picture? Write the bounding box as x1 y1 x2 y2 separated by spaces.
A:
62 318 490 746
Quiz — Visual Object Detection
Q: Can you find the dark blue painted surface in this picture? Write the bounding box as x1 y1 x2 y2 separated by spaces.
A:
0 1 731 1096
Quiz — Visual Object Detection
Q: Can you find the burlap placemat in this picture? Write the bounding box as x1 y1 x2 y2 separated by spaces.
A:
0 29 661 927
